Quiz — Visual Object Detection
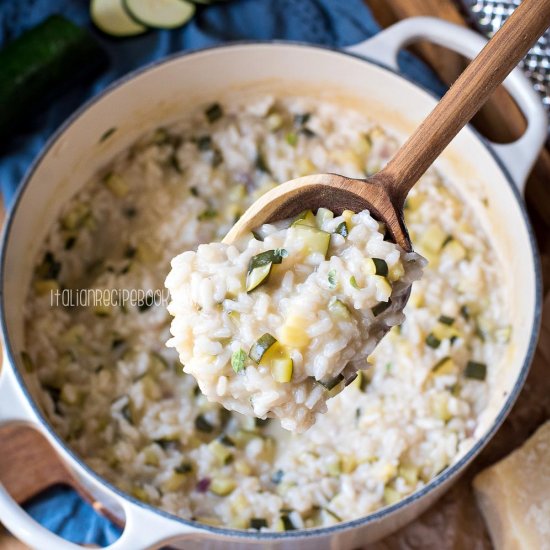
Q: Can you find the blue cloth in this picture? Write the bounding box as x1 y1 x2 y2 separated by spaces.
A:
0 0 445 545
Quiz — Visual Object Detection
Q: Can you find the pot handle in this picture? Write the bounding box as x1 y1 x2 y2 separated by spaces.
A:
0 362 200 549
346 16 548 193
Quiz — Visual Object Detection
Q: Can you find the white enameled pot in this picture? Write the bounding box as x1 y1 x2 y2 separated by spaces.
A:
0 17 546 550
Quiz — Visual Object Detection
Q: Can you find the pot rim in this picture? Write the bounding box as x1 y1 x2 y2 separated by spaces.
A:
0 40 542 541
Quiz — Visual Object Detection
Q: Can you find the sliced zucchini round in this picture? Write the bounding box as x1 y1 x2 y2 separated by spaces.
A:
123 0 196 29
271 357 293 383
91 0 147 37
249 333 278 364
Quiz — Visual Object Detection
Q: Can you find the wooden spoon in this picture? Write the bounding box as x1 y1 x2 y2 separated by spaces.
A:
223 0 550 252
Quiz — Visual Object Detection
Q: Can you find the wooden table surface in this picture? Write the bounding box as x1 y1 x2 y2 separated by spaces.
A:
1 1 549 547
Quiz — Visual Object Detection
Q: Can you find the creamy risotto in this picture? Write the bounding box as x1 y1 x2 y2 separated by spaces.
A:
166 209 423 432
23 96 510 530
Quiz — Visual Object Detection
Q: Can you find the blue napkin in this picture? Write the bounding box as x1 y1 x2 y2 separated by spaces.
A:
0 0 445 545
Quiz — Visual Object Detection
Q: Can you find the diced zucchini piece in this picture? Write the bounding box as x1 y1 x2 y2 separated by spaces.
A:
93 304 112 317
425 333 441 349
315 207 334 228
372 299 392 317
279 314 310 348
142 446 160 467
103 172 129 197
249 518 268 530
388 261 405 282
161 471 187 492
431 392 452 421
432 322 460 341
438 315 455 326
205 102 223 123
398 464 419 485
318 373 345 391
210 477 236 496
364 258 388 276
123 0 195 29
349 275 360 289
383 486 401 506
342 210 355 226
195 413 215 433
328 297 351 320
61 202 90 230
21 351 34 373
231 348 247 373
495 325 512 343
431 356 455 375
419 224 447 253
246 263 272 292
464 361 487 381
334 221 348 237
208 439 233 464
291 209 316 227
267 113 283 131
297 158 315 176
278 514 296 531
175 462 193 474
444 239 467 261
271 357 293 383
34 279 59 295
249 333 278 363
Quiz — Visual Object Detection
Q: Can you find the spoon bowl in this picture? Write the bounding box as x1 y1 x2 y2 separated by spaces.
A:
224 0 550 253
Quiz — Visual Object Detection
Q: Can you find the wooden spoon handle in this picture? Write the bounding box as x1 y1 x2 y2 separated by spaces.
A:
381 0 550 207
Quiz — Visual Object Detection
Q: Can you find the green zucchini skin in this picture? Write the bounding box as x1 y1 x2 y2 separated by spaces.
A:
0 15 108 142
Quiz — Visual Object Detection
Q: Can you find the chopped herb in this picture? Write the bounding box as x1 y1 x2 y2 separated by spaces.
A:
300 127 316 138
280 514 296 531
328 269 337 289
99 127 117 143
372 299 391 317
198 208 218 221
231 348 247 373
355 407 362 419
195 414 215 433
464 361 487 381
285 132 298 146
249 518 268 530
175 462 193 474
385 362 393 374
438 315 455 326
271 469 284 484
205 103 223 123
350 276 359 289
335 221 348 237
293 113 311 126
64 236 76 250
255 152 271 174
248 249 288 272
425 333 441 349
196 135 212 151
